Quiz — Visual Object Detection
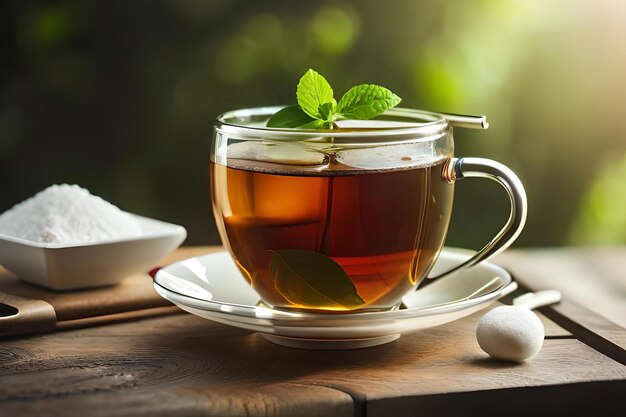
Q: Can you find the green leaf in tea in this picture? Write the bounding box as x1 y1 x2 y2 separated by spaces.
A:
266 69 401 129
268 249 365 309
336 84 402 120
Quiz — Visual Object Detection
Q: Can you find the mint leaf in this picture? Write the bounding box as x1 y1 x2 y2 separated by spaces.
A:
296 69 334 119
337 84 402 120
266 105 316 128
298 119 327 129
266 69 402 129
318 100 336 122
268 249 365 309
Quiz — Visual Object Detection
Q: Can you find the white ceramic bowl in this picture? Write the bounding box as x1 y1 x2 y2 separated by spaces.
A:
0 214 186 290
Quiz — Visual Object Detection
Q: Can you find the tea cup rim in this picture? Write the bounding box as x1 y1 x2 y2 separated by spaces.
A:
215 106 450 143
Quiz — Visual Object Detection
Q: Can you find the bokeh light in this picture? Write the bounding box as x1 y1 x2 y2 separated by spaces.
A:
1 0 625 247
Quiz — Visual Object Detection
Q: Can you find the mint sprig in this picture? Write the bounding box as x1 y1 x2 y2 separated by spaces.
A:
267 69 401 129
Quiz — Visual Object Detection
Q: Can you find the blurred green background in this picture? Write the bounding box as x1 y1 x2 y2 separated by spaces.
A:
1 0 625 248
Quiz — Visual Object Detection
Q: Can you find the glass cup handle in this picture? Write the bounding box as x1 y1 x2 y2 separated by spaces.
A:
428 157 528 279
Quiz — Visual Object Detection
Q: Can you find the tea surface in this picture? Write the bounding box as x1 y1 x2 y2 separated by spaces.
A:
211 157 453 311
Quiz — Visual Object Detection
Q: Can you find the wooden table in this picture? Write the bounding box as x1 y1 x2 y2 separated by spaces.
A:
1 247 625 417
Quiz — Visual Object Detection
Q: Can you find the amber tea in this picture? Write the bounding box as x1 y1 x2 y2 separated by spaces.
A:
211 156 454 312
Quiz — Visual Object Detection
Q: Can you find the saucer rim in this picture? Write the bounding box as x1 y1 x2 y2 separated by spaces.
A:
153 247 513 322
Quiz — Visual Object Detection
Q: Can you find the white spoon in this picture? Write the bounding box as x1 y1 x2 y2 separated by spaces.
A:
512 290 562 310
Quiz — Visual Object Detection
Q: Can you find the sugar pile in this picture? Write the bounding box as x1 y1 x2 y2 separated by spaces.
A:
0 184 142 244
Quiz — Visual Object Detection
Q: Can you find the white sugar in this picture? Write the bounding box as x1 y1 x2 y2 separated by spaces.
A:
0 184 142 244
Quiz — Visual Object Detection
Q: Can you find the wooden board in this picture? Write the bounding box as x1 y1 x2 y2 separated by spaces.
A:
495 248 626 364
0 246 624 417
0 304 624 416
0 247 214 336
495 247 626 327
0 314 354 417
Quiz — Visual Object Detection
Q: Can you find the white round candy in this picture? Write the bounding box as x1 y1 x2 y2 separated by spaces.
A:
476 306 545 362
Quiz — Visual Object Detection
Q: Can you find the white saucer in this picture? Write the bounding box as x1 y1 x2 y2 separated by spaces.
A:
154 248 516 349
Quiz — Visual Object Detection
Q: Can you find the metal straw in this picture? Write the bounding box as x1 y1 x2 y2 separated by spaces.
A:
439 112 489 129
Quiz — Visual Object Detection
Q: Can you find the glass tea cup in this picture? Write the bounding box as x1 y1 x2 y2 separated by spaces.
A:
211 107 526 313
